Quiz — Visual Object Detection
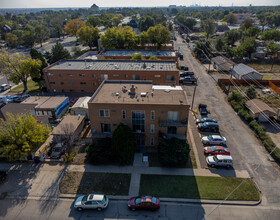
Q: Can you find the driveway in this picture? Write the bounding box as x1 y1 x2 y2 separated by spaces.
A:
174 35 280 208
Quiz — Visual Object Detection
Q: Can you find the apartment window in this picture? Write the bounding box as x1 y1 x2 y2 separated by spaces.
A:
122 110 126 120
79 74 85 77
81 90 85 92
80 82 86 85
92 74 96 78
62 89 65 92
100 74 108 81
151 110 155 120
67 74 73 77
101 123 111 133
70 89 75 92
124 74 128 78
166 75 175 81
168 126 177 134
69 82 75 85
150 137 154 146
168 111 178 121
150 124 155 134
93 82 97 86
113 74 119 77
47 73 54 76
49 82 55 85
154 75 161 78
60 82 64 85
59 74 62 77
132 74 140 80
132 110 145 133
99 109 110 118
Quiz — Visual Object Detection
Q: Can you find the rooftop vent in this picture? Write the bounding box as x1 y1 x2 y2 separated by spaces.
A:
68 63 71 66
129 84 136 95
116 93 119 96
143 63 147 69
141 92 146 97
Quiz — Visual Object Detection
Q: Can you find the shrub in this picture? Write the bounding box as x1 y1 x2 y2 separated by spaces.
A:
246 87 257 99
158 138 190 166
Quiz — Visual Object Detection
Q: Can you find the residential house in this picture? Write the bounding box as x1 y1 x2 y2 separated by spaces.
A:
233 63 263 80
211 56 235 72
88 80 190 151
245 99 276 122
70 96 91 118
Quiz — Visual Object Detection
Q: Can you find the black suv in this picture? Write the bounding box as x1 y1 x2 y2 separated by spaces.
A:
197 122 219 132
199 104 209 115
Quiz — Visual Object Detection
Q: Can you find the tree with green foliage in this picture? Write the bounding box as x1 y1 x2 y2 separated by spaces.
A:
149 56 160 60
112 123 136 165
201 19 216 39
158 138 189 166
5 33 18 48
139 15 155 32
234 37 256 58
224 29 241 47
112 14 124 27
257 13 268 32
30 48 48 87
246 87 257 99
224 13 237 25
101 26 136 49
131 52 144 60
86 138 113 165
86 16 102 27
0 51 41 92
77 25 99 50
136 31 149 46
64 19 85 39
147 24 171 49
261 29 280 41
0 113 50 161
22 30 35 48
266 41 280 71
246 27 261 38
35 24 50 47
240 18 254 30
215 36 225 51
194 40 211 59
47 42 71 64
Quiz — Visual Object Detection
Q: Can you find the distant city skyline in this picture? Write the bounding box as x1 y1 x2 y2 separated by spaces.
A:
0 0 279 8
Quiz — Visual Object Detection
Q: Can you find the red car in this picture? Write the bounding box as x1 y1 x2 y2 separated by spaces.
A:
128 196 160 211
204 146 230 156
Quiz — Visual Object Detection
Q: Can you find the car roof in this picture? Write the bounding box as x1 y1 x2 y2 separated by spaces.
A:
87 194 104 201
211 135 222 138
210 146 225 150
216 155 232 160
141 195 153 202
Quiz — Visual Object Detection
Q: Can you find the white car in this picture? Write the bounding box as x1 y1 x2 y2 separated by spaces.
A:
201 135 226 146
206 155 233 168
74 194 109 211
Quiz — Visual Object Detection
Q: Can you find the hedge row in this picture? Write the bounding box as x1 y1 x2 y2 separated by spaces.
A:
229 96 280 163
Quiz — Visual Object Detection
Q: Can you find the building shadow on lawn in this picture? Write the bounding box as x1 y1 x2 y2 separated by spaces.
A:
0 162 41 217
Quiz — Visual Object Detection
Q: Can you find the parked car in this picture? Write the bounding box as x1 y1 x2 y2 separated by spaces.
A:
206 155 233 168
128 196 160 211
179 76 197 84
49 143 64 159
74 194 109 211
180 71 194 77
199 104 209 115
180 65 188 71
13 94 31 103
201 135 226 146
197 122 219 132
204 146 230 156
0 84 11 92
196 117 217 124
178 52 183 60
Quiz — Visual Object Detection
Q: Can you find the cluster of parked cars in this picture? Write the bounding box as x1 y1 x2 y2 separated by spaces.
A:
196 111 233 168
179 66 197 84
74 194 160 212
0 94 30 104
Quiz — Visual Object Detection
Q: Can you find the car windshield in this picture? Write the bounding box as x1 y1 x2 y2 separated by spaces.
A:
82 196 88 202
97 196 106 204
208 136 213 140
210 146 216 151
53 148 61 152
213 156 218 162
135 197 141 205
152 197 157 204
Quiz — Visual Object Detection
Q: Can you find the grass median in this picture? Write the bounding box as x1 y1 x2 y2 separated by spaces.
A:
59 171 131 196
10 79 39 93
140 174 260 201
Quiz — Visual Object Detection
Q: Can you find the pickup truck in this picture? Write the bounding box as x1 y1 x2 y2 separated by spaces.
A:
179 76 197 84
180 71 195 77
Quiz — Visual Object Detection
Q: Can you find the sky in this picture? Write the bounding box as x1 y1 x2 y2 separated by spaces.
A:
0 0 279 8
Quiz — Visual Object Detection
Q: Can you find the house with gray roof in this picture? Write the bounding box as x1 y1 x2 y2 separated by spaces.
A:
233 63 263 80
212 56 235 72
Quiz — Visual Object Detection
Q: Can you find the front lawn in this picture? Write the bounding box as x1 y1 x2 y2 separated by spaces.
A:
10 79 39 93
139 175 260 201
59 172 131 196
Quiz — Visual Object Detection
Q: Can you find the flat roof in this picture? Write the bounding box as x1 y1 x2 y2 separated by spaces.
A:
90 80 188 105
52 115 85 135
22 96 68 109
48 60 178 71
71 96 91 109
102 50 177 57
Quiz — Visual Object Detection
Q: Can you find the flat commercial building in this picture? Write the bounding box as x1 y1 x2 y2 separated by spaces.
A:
88 80 189 151
44 60 179 93
100 50 178 61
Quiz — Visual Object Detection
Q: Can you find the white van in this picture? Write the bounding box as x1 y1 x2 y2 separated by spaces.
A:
0 84 11 92
206 155 233 168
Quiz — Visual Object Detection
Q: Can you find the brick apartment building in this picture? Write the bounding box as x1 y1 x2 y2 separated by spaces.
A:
44 60 179 93
88 80 189 151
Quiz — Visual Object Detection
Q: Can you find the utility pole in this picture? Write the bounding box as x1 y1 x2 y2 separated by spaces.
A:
208 57 211 74
191 80 198 111
227 64 235 95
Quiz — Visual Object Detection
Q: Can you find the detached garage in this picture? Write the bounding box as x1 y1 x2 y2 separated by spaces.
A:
245 99 276 122
233 63 263 80
70 96 91 118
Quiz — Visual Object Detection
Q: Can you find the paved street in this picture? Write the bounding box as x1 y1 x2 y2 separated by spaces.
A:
174 35 280 209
